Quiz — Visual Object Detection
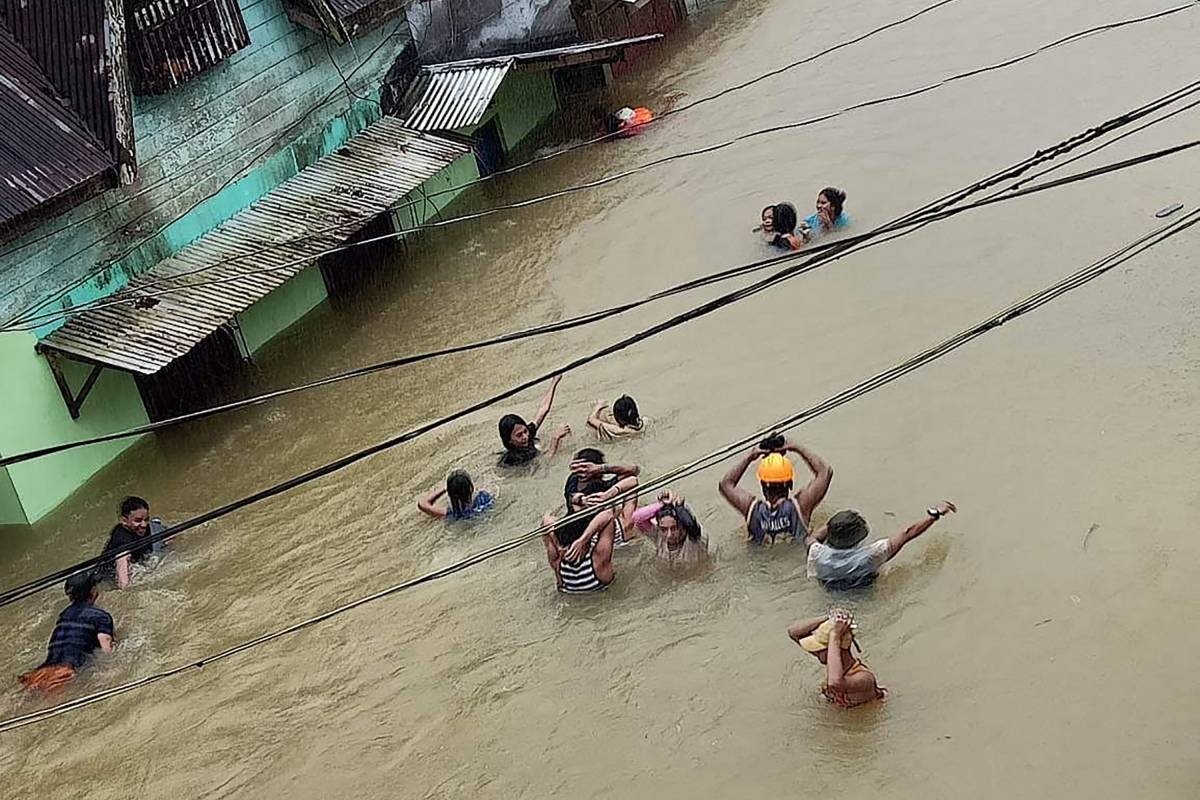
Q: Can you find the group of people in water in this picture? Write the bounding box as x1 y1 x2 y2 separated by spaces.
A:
416 367 956 707
19 184 952 708
757 187 850 251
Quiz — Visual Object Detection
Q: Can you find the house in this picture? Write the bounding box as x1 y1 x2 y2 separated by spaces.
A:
0 0 667 526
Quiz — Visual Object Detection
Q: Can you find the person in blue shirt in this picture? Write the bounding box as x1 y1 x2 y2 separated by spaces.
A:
418 470 494 521
802 187 850 241
19 572 115 693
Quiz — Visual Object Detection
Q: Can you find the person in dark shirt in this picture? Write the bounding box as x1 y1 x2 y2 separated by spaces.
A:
97 495 158 589
497 375 571 466
19 572 115 693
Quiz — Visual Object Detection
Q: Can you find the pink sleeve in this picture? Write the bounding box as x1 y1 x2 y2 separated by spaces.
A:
631 502 664 532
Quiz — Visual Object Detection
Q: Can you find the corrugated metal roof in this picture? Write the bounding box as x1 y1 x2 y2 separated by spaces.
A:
400 63 511 132
398 35 664 132
0 0 117 158
41 120 469 375
0 22 114 227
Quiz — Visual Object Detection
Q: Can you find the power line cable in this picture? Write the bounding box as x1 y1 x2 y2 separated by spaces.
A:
2 107 1194 607
2 133 1197 470
1 207 1193 735
11 71 1200 333
6 0 1190 329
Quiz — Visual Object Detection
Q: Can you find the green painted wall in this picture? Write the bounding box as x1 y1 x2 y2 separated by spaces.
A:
0 465 22 526
0 332 148 524
390 152 481 233
491 70 559 151
236 264 329 354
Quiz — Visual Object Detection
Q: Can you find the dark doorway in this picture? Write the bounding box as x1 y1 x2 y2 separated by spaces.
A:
134 324 247 421
473 117 505 176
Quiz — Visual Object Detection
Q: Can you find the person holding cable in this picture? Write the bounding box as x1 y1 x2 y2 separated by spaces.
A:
718 434 834 545
804 501 957 590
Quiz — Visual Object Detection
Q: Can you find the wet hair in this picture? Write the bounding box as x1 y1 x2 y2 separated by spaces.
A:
446 471 474 515
826 509 870 549
761 481 793 502
119 496 149 518
772 202 798 234
498 414 527 450
612 395 641 429
65 572 98 604
656 503 702 542
573 447 606 464
820 187 846 220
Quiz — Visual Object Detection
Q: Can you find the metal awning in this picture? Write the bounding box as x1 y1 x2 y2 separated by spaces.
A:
40 119 469 375
398 35 663 132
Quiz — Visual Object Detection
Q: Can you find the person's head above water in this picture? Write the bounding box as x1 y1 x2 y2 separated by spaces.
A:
825 509 869 549
797 612 857 664
499 414 534 451
119 495 150 536
817 187 846 221
756 452 795 503
772 202 799 235
760 205 775 232
65 571 99 605
656 503 702 548
446 470 475 515
611 395 641 429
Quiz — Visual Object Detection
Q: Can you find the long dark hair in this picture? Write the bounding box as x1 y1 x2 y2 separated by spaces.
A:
559 448 612 547
656 503 702 542
612 395 641 428
772 202 798 234
446 470 474 515
820 187 846 220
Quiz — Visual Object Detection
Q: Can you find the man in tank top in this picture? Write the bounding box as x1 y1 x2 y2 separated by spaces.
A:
718 435 833 545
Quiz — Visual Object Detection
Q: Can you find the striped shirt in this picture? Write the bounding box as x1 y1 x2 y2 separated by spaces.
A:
42 603 113 670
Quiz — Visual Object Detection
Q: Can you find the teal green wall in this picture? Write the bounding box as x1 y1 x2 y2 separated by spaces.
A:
0 465 22 526
491 70 558 151
0 332 148 524
390 152 481 233
237 264 329 354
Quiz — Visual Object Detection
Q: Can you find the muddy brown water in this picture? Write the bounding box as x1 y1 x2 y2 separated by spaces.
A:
2 1 1199 797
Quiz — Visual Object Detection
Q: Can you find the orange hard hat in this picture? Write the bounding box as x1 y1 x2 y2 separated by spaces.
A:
756 453 794 484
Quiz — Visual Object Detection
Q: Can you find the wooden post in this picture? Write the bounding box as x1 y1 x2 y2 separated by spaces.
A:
104 0 138 185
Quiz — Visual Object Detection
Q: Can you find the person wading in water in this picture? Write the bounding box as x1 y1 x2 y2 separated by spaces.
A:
719 435 833 545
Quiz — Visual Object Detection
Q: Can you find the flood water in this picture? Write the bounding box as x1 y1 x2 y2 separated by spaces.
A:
3 1 1200 796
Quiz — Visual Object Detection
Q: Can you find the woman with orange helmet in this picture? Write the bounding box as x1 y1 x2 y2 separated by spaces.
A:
718 434 833 545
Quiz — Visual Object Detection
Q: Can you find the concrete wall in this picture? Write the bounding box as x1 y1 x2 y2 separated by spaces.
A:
0 331 149 524
0 0 409 330
491 70 559 151
237 264 330 354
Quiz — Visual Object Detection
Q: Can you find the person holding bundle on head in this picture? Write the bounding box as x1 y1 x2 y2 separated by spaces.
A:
719 434 833 545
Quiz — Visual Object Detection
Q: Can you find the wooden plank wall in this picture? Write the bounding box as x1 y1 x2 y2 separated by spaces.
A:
0 0 410 327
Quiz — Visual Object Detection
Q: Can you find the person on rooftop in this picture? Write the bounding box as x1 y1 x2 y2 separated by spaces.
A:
19 572 115 694
719 434 833 545
498 375 571 467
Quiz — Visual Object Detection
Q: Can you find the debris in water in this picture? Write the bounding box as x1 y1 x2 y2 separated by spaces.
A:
1034 618 1053 627
1082 523 1100 551
1155 203 1183 218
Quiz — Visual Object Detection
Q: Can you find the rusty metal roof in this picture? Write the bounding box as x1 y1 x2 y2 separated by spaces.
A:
399 63 512 132
41 120 469 374
0 22 113 227
398 35 663 132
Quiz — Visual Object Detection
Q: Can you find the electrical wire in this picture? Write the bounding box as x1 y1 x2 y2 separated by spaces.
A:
0 16 416 326
2 133 1198 471
2 102 1194 608
10 68 1200 332
1 207 1193 735
6 0 1190 330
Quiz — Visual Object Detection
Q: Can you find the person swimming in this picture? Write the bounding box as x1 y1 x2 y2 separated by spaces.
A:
768 203 806 251
19 572 115 694
587 394 645 440
802 187 850 241
417 470 495 521
718 434 833 545
498 375 571 466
